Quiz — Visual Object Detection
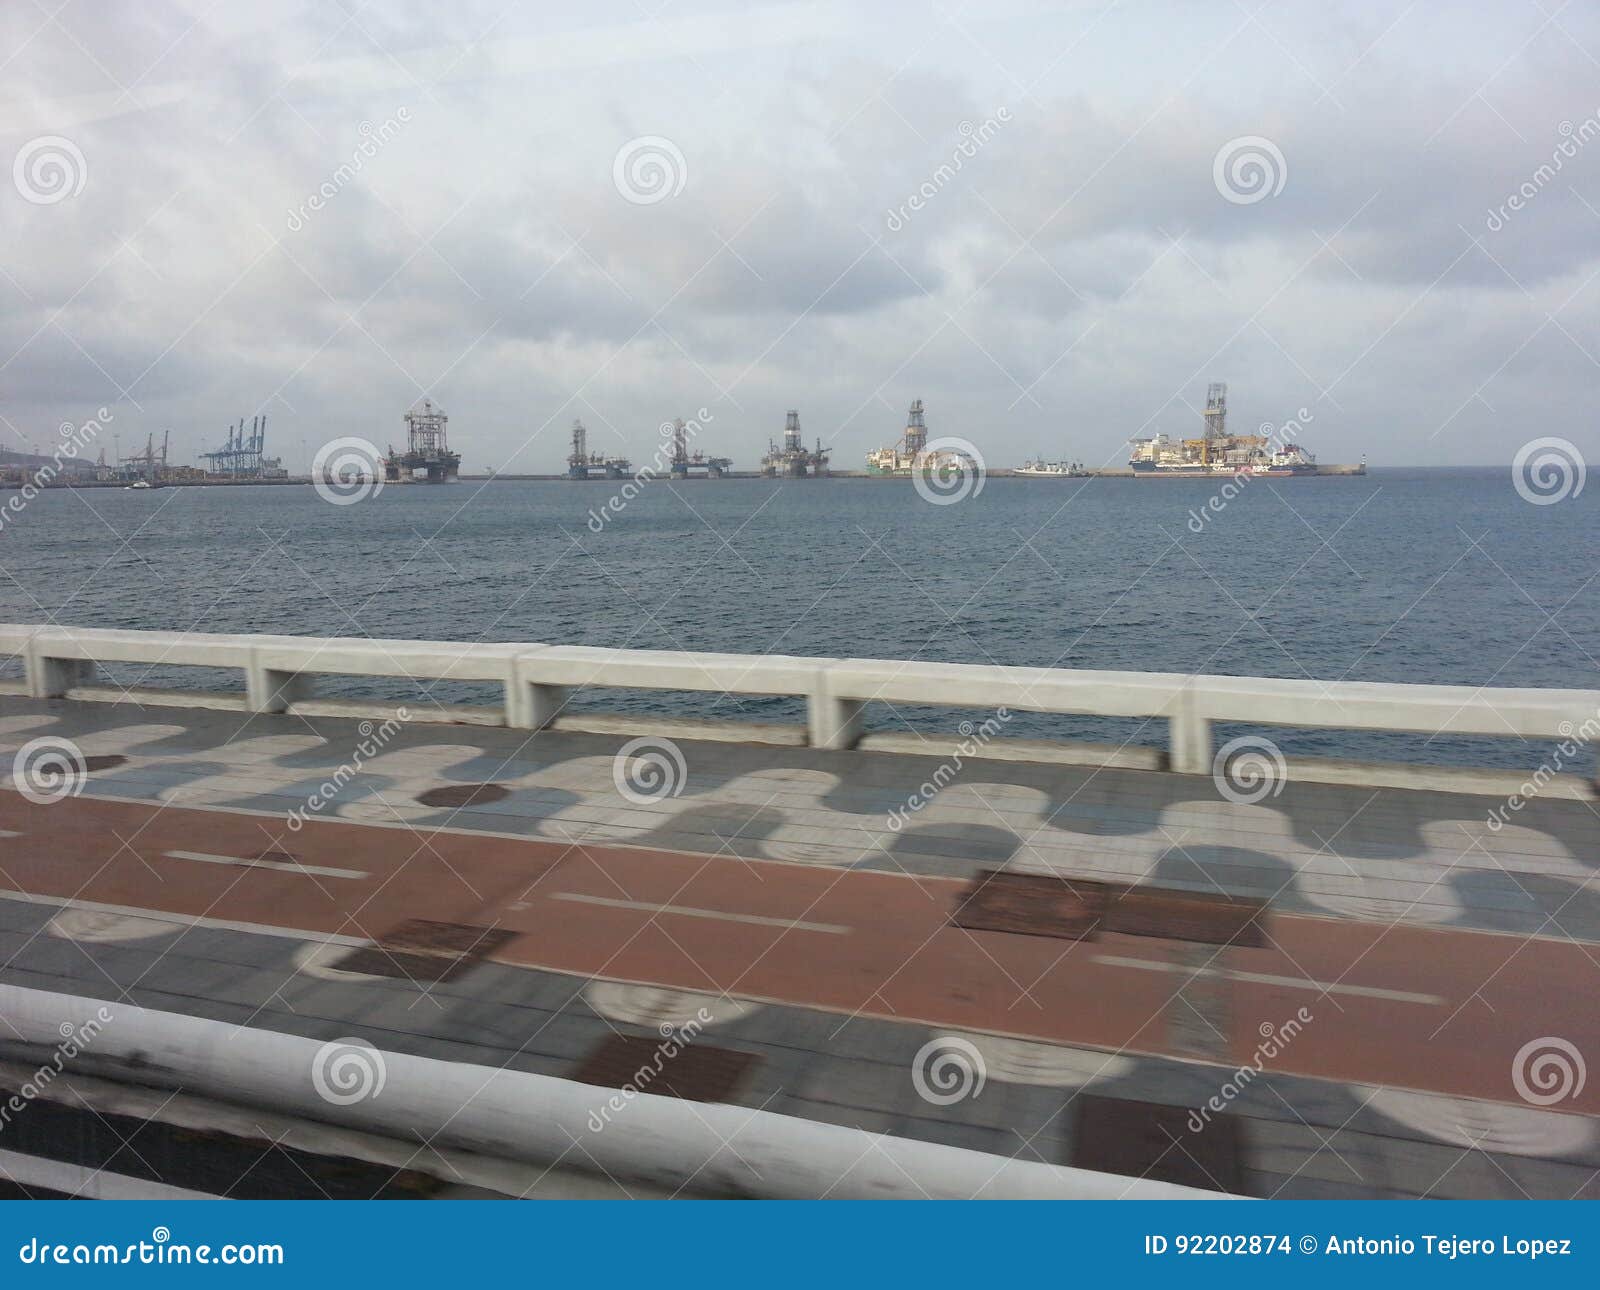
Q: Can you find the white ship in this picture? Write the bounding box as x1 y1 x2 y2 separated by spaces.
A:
1015 459 1088 477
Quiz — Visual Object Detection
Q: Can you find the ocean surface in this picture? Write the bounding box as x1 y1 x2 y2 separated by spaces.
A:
1 467 1594 769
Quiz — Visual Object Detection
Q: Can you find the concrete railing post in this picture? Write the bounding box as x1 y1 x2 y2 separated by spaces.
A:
27 650 95 699
1168 683 1211 776
809 668 865 750
245 654 313 714
520 683 567 731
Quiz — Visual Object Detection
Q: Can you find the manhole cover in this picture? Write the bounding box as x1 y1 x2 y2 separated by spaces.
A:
331 948 483 983
82 755 127 773
331 919 516 983
1071 1093 1244 1194
571 1033 758 1105
1101 885 1267 948
378 918 514 956
414 783 511 809
951 871 1107 940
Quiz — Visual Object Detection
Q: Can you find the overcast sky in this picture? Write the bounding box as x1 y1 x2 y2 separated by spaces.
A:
3 0 1599 472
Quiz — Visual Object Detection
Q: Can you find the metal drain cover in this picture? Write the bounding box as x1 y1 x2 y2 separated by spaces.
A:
1101 885 1267 948
332 919 515 983
572 1033 758 1105
1071 1093 1244 1194
379 918 514 956
951 871 1107 940
414 783 511 809
951 872 1267 948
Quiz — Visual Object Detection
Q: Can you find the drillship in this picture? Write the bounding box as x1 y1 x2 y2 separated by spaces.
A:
1128 384 1317 477
865 399 974 475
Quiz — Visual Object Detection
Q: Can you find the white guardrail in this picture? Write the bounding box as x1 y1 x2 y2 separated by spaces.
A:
1 623 1596 776
0 985 1226 1199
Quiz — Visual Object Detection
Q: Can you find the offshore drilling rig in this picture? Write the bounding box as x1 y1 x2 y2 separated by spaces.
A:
760 410 830 477
667 418 731 479
386 399 461 483
566 419 632 479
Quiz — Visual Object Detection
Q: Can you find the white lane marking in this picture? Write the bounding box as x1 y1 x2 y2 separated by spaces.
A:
1091 953 1443 1005
551 891 849 934
0 889 370 946
0 830 21 839
164 850 367 880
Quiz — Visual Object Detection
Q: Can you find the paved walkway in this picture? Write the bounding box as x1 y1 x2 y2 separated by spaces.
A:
2 698 1598 1199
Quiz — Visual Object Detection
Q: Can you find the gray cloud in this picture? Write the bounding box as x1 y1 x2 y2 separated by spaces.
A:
3 1 1599 471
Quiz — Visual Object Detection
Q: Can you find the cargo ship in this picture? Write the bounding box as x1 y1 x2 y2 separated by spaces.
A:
1128 383 1321 477
865 399 974 475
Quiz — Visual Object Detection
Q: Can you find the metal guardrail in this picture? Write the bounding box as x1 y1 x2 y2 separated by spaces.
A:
0 984 1226 1199
2 623 1595 776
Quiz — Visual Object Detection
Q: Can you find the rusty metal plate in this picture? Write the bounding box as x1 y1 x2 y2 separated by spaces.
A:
414 783 511 809
81 755 128 773
376 919 515 957
1101 885 1267 948
950 871 1108 940
332 919 515 982
571 1033 758 1105
330 947 482 984
1071 1094 1244 1194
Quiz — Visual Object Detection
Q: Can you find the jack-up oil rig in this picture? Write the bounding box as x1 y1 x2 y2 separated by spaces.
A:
566 419 633 479
668 419 731 478
386 399 461 483
760 410 830 477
